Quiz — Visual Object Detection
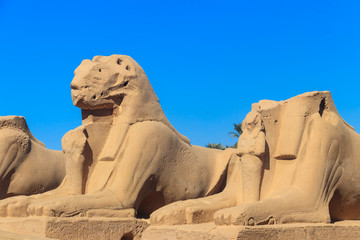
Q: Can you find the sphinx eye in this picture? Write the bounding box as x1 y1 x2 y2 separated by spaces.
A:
126 65 131 71
99 68 102 72
117 59 122 65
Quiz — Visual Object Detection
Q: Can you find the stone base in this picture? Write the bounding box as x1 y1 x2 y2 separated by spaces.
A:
1 217 360 239
142 221 360 240
0 230 52 240
0 217 149 240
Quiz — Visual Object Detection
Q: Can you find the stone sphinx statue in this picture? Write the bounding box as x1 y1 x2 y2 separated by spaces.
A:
0 116 65 199
1 55 360 230
0 55 236 218
151 91 360 226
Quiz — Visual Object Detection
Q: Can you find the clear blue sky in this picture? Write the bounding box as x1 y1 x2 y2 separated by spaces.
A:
0 0 359 150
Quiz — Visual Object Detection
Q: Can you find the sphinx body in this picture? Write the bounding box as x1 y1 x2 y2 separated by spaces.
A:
0 55 235 217
0 116 65 199
1 55 360 227
151 91 360 226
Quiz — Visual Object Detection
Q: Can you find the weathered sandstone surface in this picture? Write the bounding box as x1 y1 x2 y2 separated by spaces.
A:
0 55 359 239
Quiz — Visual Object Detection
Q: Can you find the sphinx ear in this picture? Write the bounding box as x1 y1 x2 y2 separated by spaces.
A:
92 56 105 62
74 59 92 75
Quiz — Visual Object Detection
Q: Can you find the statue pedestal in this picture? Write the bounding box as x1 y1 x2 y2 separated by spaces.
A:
1 217 360 239
0 217 149 240
142 221 360 240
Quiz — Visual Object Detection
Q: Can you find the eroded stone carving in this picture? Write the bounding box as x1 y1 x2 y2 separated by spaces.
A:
1 55 359 230
237 109 265 204
151 91 360 226
0 55 235 218
0 116 65 199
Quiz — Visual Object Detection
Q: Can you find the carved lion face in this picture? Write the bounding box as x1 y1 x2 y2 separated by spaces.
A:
70 55 137 110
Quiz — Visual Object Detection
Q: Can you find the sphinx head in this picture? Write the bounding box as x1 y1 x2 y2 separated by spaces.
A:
70 55 150 110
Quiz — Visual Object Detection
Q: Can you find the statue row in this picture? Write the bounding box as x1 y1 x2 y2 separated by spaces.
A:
0 55 359 226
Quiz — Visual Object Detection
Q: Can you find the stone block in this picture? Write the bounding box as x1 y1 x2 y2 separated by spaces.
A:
0 217 149 240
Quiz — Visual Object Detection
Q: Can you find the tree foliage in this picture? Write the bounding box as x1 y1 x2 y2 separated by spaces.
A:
228 123 243 138
205 122 242 150
205 143 225 150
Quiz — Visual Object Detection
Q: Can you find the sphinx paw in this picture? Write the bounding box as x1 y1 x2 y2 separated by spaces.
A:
0 196 30 217
150 202 188 225
27 202 45 216
6 198 30 217
28 201 63 217
214 203 276 226
213 207 235 225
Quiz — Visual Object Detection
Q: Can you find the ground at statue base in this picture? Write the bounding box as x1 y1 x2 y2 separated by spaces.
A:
142 221 360 240
0 217 360 240
0 230 53 240
0 217 149 240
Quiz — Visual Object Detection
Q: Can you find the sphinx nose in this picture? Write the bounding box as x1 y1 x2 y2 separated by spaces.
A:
70 82 80 90
71 70 91 90
70 78 87 90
